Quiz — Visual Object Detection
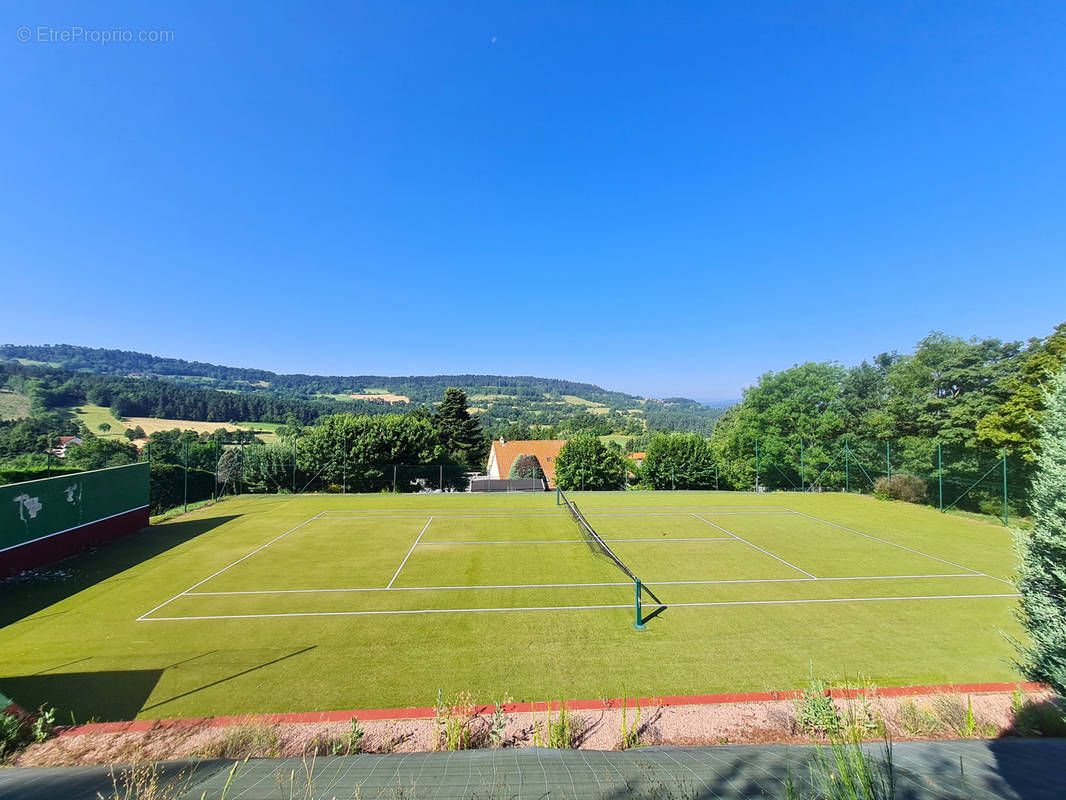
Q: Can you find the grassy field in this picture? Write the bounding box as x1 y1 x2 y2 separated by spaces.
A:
66 404 277 442
0 389 31 421
0 491 1022 723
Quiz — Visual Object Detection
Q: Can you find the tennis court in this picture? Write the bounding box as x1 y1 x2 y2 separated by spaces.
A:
137 493 1013 625
0 491 1021 721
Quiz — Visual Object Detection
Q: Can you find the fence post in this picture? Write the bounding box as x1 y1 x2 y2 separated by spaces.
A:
440 464 444 493
47 451 52 478
844 439 849 493
1002 448 1009 527
715 464 719 490
799 437 804 491
937 443 943 512
239 440 244 495
183 441 189 513
392 464 397 493
755 439 759 492
214 440 219 502
342 437 347 494
292 436 297 494
886 441 891 483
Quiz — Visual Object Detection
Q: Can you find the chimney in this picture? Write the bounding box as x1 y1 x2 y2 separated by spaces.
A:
499 436 505 445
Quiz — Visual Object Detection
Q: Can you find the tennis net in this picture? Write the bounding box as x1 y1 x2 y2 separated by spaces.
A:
558 489 640 582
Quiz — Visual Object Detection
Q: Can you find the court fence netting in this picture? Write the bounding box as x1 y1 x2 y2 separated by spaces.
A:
0 433 1031 526
557 488 662 630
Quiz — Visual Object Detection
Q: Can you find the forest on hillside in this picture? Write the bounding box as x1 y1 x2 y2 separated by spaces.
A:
0 344 725 435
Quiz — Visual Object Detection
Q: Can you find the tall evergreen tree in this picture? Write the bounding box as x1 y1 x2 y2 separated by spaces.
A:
433 387 486 468
1014 367 1066 697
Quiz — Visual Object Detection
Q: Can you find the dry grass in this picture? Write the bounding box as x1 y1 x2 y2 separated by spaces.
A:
349 393 410 403
0 389 31 421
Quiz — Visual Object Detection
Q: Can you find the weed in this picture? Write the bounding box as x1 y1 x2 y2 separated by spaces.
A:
199 722 279 759
0 713 21 759
840 678 884 741
896 699 941 737
620 694 642 750
1011 688 1025 716
333 717 364 755
31 705 55 743
489 700 511 747
101 762 197 800
794 667 842 738
786 738 897 800
1010 695 1066 737
546 701 574 749
434 689 475 751
0 705 55 760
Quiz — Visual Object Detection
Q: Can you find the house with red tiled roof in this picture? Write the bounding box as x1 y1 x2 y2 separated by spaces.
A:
629 452 647 468
485 438 566 489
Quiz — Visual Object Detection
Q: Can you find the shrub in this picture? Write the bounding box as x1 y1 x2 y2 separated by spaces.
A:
508 454 545 481
873 474 928 504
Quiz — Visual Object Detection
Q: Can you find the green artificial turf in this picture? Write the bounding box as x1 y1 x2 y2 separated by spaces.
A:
0 491 1023 723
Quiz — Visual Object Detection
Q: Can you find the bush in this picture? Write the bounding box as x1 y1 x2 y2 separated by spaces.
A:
873 474 928 504
508 454 545 482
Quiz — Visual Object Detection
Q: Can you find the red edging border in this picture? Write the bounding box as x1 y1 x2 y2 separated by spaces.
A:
54 681 1047 738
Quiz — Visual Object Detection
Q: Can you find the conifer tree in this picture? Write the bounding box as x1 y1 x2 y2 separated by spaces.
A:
1014 367 1066 697
433 387 486 468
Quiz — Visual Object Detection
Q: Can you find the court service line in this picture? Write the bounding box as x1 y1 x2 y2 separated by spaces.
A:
183 573 987 596
692 514 819 579
316 504 791 514
138 592 1020 622
417 537 736 545
386 517 434 589
789 510 1011 585
314 511 793 520
135 512 325 621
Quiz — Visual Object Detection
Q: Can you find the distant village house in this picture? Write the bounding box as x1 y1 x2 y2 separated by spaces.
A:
485 438 566 490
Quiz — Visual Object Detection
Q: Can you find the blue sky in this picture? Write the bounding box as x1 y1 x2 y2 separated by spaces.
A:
2 2 1064 400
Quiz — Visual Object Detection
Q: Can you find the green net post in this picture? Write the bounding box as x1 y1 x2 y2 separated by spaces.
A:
1002 448 1009 527
634 578 647 630
755 438 759 492
556 486 561 505
844 439 850 493
183 441 189 513
937 443 943 512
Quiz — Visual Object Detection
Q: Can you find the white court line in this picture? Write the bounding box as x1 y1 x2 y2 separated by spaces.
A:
386 517 433 589
183 573 989 596
316 504 791 515
135 512 325 621
313 511 794 520
417 537 736 545
137 592 1020 622
789 510 1010 584
692 514 819 579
